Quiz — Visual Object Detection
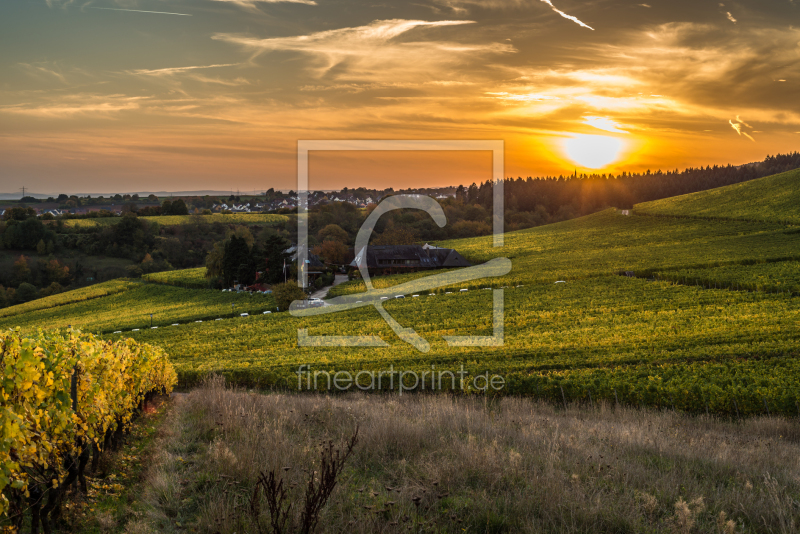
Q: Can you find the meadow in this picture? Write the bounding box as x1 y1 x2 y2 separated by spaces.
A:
63 212 288 228
124 380 800 534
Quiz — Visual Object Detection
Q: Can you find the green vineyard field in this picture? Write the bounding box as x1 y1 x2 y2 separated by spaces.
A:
634 167 800 224
63 212 289 228
655 261 800 294
0 282 276 333
3 172 800 414
331 210 800 296
0 279 135 319
143 267 209 288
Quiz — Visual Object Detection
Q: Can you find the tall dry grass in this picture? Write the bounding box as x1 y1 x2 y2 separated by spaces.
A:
129 377 800 533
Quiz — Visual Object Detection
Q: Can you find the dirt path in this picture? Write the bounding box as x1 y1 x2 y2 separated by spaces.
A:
309 273 349 300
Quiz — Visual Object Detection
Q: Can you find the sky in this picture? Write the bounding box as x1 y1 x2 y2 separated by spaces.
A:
1 0 799 194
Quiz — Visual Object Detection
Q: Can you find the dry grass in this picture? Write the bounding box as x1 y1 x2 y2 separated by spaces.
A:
132 377 800 533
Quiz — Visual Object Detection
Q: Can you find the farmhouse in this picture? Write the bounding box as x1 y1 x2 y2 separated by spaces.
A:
350 244 471 275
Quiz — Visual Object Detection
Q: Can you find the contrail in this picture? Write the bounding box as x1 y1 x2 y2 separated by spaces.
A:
87 6 192 16
539 0 593 30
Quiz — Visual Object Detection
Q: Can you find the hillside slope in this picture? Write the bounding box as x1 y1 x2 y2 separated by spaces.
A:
634 168 800 224
3 170 800 414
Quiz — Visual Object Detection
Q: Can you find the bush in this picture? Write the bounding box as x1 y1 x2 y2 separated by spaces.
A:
15 283 39 303
272 282 306 311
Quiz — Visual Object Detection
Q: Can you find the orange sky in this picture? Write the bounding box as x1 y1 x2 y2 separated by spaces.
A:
1 0 799 193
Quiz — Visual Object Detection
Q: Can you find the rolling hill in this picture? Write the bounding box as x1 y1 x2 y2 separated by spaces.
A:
634 167 800 224
2 170 800 415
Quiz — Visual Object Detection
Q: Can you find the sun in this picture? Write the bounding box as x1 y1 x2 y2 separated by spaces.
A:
563 134 626 169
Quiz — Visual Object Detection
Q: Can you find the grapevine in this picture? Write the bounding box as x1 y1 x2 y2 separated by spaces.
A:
0 328 177 530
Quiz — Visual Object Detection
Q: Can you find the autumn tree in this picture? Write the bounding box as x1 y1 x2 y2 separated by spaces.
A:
373 226 417 246
313 240 348 264
12 255 31 286
317 224 349 244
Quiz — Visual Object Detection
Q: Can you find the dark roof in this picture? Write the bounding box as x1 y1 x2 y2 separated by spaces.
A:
350 245 471 269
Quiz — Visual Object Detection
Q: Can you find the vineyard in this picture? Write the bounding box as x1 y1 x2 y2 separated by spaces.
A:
2 173 800 416
634 167 800 224
113 274 800 415
331 210 800 296
0 328 177 531
0 280 135 320
0 282 276 334
654 261 800 295
63 212 288 229
143 267 209 289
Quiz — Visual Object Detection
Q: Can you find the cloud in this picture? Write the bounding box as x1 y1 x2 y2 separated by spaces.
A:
729 118 755 141
0 95 145 118
128 64 239 77
735 115 752 128
213 19 514 80
19 63 68 84
486 91 559 102
583 116 629 134
432 0 593 29
726 12 737 23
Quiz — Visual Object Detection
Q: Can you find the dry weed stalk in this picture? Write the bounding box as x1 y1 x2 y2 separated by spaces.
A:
249 427 359 534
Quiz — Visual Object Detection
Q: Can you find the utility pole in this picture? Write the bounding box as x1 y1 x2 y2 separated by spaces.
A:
20 186 26 198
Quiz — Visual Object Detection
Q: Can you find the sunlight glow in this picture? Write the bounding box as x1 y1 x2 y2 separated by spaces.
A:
563 134 626 169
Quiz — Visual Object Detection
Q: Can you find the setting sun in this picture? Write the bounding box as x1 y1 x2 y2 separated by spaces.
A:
563 134 626 170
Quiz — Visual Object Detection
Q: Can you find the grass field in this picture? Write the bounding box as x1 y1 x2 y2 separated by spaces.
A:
121 381 799 534
634 167 800 224
63 213 289 228
3 172 800 414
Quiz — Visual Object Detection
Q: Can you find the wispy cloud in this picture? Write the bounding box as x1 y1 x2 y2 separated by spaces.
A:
19 63 68 84
128 64 239 77
584 116 629 134
213 19 514 80
433 0 594 29
485 91 558 102
0 95 145 118
539 0 594 29
726 11 737 23
730 117 755 141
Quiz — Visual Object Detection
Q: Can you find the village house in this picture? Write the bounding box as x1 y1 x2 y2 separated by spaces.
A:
350 244 471 276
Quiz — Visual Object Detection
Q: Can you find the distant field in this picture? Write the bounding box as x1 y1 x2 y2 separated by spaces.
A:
0 282 276 332
143 267 209 289
634 167 800 224
63 213 289 228
0 279 135 319
331 211 800 295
